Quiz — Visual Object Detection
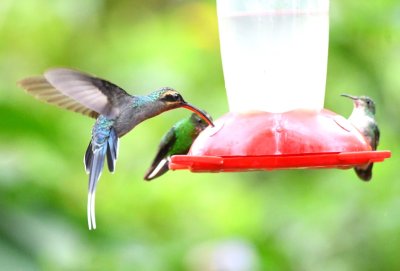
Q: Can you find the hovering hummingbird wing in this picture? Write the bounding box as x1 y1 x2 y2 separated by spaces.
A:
18 76 99 118
44 68 133 119
144 128 176 181
19 68 132 119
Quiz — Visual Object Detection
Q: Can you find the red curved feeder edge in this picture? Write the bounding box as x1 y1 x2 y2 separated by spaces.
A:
169 110 391 172
170 151 391 172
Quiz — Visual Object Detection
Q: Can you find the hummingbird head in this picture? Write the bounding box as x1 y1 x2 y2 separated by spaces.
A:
158 87 185 105
190 111 213 131
154 87 214 126
341 94 376 115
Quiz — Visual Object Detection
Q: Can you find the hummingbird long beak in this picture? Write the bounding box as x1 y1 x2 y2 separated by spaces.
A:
182 103 214 127
341 94 357 100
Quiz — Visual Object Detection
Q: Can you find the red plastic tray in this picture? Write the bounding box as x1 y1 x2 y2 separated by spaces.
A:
170 151 391 172
169 110 391 172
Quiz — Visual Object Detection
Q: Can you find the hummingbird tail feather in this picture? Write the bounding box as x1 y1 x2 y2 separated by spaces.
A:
87 191 96 230
84 141 93 174
106 128 118 173
144 158 169 181
355 163 373 181
87 142 107 230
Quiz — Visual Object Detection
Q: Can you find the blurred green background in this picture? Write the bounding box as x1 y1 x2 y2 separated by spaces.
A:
0 0 399 270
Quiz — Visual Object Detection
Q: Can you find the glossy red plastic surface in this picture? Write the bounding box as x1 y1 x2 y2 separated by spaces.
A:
169 110 391 172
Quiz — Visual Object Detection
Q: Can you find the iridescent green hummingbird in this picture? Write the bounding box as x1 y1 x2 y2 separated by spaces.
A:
341 94 380 181
144 112 212 180
18 68 214 230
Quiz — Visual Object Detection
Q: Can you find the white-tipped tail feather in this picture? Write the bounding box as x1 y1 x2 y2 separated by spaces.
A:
146 158 169 180
85 127 118 230
88 191 96 230
87 145 106 230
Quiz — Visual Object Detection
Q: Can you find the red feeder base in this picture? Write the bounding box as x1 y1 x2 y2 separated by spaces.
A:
170 110 391 172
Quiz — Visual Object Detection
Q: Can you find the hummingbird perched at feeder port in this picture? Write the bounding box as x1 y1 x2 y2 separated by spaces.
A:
18 68 214 230
144 112 212 181
341 94 380 181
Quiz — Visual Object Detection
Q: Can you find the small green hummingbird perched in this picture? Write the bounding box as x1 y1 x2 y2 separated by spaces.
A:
341 94 380 181
18 68 214 230
144 112 212 181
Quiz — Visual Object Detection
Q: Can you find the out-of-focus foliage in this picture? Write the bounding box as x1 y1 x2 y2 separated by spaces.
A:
0 0 399 270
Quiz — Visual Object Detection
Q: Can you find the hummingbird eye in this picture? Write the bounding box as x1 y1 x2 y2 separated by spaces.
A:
163 92 182 102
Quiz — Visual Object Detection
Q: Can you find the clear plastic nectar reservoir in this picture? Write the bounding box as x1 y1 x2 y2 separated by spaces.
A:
217 0 330 113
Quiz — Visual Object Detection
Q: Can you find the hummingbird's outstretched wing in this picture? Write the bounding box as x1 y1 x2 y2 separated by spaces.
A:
19 68 132 119
144 128 176 181
18 76 99 118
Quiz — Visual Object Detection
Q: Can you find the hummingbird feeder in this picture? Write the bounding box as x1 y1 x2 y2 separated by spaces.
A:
170 0 390 173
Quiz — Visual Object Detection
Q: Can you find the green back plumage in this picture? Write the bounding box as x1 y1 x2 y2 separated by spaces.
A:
168 117 199 155
144 113 210 180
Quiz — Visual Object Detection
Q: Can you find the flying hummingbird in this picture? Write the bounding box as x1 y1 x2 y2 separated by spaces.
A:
144 112 211 181
341 94 380 181
18 68 214 230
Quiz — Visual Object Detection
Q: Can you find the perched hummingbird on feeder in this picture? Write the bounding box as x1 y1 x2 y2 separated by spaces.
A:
144 112 211 181
341 94 380 181
18 68 214 230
